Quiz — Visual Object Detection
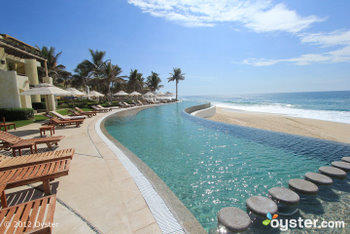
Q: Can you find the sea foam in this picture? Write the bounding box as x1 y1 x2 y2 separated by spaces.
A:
213 102 350 124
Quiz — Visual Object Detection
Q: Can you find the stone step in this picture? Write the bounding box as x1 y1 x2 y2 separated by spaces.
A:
288 178 318 195
217 207 251 233
331 161 350 172
304 172 333 186
268 187 300 206
319 166 347 179
246 196 277 217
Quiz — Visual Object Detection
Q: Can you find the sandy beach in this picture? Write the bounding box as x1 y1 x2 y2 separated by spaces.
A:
209 107 350 144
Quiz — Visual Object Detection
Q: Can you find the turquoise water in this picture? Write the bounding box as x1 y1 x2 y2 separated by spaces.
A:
105 102 350 231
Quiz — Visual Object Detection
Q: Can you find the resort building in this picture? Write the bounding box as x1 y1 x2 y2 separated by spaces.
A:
0 34 49 109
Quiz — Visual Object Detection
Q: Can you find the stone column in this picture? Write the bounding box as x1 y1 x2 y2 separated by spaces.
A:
0 48 7 70
24 59 40 102
43 76 56 111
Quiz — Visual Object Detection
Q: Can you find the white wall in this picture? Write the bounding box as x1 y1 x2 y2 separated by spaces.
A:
0 70 21 108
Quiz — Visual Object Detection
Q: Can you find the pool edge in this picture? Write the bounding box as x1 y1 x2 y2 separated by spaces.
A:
97 105 206 234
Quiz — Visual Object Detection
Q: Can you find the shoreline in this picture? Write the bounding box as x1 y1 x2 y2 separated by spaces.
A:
208 107 350 144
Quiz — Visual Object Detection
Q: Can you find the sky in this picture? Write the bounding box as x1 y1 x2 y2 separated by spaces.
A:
2 0 350 95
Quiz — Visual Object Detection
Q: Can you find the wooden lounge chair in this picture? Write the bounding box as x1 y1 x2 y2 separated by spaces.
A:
0 131 64 155
46 117 84 128
50 111 85 120
0 148 74 171
97 105 112 112
137 100 144 106
91 105 108 112
69 109 93 118
122 102 134 108
0 158 71 207
75 107 97 116
0 193 57 233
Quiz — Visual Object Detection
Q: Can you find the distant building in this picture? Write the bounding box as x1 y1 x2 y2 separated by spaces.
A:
0 34 48 108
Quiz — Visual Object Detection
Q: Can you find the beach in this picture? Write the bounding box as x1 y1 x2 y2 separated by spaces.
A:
209 107 350 144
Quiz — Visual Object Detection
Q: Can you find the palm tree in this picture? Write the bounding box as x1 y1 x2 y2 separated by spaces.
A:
146 72 163 92
102 62 126 100
168 68 185 101
56 70 72 88
84 49 106 78
40 46 65 82
75 49 106 93
128 69 144 92
72 61 91 90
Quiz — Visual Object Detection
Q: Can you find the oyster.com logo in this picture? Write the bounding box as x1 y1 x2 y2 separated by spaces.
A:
262 212 278 226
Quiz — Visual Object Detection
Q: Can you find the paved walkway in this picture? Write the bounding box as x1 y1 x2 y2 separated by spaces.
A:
4 110 161 234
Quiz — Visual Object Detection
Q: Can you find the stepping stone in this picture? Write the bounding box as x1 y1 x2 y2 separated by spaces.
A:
288 179 318 195
342 157 350 163
246 196 277 217
217 207 251 232
319 166 347 179
268 187 300 206
331 161 350 172
305 172 333 186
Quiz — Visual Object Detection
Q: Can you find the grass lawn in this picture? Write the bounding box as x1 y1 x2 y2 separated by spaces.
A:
56 108 92 116
10 108 94 129
12 114 48 128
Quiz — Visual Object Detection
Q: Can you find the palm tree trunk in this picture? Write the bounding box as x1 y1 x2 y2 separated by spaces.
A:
107 85 111 102
176 80 178 101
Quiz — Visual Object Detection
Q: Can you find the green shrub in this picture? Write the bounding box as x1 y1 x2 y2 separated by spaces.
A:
58 99 102 109
32 102 46 110
101 101 119 107
0 108 34 121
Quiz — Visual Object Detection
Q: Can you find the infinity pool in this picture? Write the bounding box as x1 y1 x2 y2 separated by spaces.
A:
105 102 350 232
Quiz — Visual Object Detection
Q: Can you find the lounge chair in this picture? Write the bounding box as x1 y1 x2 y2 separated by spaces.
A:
91 105 108 112
75 107 97 116
0 148 74 171
44 114 84 128
0 130 64 155
97 105 112 112
50 111 85 120
69 109 93 118
137 100 144 106
0 193 57 233
0 157 71 206
123 102 134 107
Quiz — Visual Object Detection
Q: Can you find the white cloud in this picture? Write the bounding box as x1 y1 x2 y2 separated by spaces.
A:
128 0 323 33
299 30 350 47
129 0 350 66
243 30 350 66
243 46 350 66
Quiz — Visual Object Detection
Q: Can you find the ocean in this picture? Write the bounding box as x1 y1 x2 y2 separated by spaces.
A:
183 90 350 124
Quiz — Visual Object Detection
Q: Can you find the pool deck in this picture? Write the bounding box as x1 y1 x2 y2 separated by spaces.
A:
4 108 162 233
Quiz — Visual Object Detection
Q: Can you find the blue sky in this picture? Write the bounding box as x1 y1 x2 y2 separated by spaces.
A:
3 0 350 95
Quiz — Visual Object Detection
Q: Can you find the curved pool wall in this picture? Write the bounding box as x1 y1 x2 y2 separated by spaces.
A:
104 102 350 232
185 103 216 118
184 103 211 114
98 105 205 234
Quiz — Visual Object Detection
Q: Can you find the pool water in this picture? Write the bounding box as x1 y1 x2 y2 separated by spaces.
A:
105 102 350 232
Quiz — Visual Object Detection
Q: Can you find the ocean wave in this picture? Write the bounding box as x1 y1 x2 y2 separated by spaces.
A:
213 102 350 124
